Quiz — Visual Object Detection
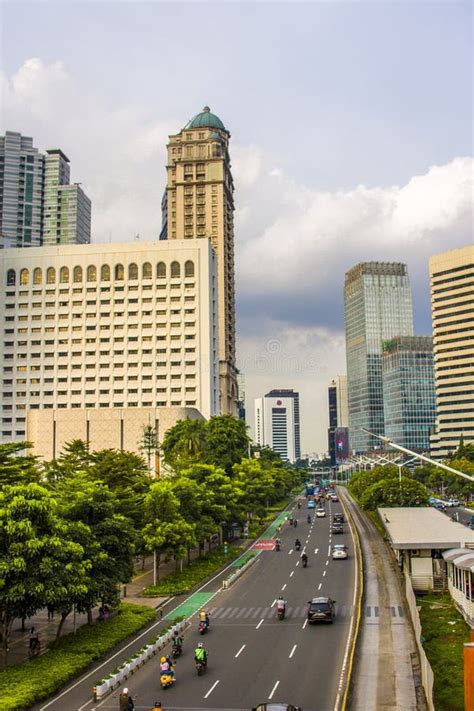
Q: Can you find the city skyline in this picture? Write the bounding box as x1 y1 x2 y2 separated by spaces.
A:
1 1 471 450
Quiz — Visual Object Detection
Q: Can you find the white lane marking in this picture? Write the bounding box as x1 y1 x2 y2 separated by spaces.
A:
302 618 308 629
326 560 329 566
315 548 319 554
290 571 294 577
268 680 280 699
204 680 220 698
78 702 93 711
302 546 306 554
318 583 322 590
281 583 287 591
235 644 246 658
323 570 327 577
289 549 293 555
256 618 264 629
328 545 331 556
296 560 300 566
271 598 277 607
289 644 297 658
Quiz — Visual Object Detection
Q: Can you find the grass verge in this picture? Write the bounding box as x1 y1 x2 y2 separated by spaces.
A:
0 603 156 711
143 545 245 595
418 593 469 711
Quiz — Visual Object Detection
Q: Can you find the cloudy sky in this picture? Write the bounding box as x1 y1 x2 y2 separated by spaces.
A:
1 1 472 452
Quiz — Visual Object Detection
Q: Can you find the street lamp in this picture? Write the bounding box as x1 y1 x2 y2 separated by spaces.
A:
361 428 474 483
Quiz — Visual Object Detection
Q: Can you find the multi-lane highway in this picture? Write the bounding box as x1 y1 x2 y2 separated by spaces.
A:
90 496 356 711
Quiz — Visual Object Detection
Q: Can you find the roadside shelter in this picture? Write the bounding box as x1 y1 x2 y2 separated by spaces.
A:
442 548 474 628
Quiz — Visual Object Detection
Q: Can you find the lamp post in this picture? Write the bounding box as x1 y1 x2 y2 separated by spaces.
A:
361 428 474 483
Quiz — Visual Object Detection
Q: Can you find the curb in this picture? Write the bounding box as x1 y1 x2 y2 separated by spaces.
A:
335 488 364 711
221 552 260 589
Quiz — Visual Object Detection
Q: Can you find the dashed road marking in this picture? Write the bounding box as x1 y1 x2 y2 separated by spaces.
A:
256 618 264 629
204 680 220 698
289 644 297 658
268 680 280 699
235 644 246 658
315 548 319 554
302 618 308 629
323 570 326 577
290 571 294 577
281 583 287 591
318 583 322 590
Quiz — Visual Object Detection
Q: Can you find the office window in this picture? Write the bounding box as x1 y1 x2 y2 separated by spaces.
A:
33 267 42 285
115 264 124 280
87 265 97 282
171 261 181 278
142 262 152 279
128 263 138 280
6 269 16 286
73 265 83 283
101 264 110 281
157 262 166 279
19 269 29 286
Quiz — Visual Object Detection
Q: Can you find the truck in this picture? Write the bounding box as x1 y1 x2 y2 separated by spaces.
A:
305 484 315 497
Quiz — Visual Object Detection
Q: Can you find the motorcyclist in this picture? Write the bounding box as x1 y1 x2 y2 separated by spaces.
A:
297 502 301 509
301 552 308 566
194 642 208 667
151 703 164 711
275 537 281 550
172 631 183 650
293 518 297 528
276 596 286 613
307 514 311 524
199 609 210 628
295 538 301 550
159 655 174 677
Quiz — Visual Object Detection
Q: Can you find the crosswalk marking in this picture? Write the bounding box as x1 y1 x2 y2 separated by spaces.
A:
209 604 355 620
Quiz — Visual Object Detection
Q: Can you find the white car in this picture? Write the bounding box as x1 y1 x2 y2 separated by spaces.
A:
332 544 348 560
316 509 326 518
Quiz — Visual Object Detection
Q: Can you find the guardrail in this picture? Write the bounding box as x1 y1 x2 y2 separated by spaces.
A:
404 571 435 711
222 553 259 589
93 619 188 700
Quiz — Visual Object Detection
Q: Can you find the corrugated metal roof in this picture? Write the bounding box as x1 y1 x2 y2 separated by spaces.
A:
377 507 474 549
443 548 474 572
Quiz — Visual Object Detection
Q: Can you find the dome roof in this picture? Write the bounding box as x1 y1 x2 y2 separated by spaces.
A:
209 131 224 142
184 106 226 131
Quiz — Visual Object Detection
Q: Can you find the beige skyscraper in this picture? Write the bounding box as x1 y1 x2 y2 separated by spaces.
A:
163 107 237 414
429 245 474 458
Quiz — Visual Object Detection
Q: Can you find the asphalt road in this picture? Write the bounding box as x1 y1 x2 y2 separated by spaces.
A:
91 497 356 711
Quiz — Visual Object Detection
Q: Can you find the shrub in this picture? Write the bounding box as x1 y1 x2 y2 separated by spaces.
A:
0 604 155 711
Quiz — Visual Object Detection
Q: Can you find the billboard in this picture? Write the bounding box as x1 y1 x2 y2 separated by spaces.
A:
335 427 350 463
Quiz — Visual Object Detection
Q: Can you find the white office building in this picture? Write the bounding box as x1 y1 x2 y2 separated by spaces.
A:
254 389 301 463
1 239 219 446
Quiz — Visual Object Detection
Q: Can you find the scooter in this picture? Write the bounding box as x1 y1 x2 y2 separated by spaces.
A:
295 542 301 552
302 556 308 568
275 541 281 551
196 659 207 676
160 671 175 689
293 519 298 528
172 642 182 659
198 621 207 635
277 605 286 621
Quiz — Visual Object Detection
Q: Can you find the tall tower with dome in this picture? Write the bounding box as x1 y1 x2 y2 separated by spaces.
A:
162 107 237 415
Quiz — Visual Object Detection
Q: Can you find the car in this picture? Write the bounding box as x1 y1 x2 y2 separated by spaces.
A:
307 499 315 509
433 502 446 511
330 494 339 502
307 596 336 623
447 498 460 507
333 512 344 523
252 706 301 711
316 508 326 518
332 544 348 560
469 515 474 530
331 522 344 534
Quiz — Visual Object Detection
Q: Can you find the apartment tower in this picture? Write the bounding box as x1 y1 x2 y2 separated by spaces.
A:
344 262 414 453
255 389 301 463
327 375 349 465
162 107 237 414
429 245 474 458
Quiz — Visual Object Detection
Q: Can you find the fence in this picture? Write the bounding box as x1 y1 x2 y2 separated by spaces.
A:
404 571 435 711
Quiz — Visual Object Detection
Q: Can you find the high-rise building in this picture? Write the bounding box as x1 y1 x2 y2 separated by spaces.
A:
0 131 91 249
42 150 91 246
327 375 349 465
237 372 246 421
0 131 45 248
344 262 414 453
429 245 474 458
161 107 237 414
254 389 301 462
382 336 436 452
0 240 219 443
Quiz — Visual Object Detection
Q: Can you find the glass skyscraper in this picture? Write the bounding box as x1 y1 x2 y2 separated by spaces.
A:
344 262 414 453
382 336 436 452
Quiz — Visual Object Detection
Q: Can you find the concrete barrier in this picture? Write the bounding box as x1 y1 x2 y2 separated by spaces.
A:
404 571 435 711
221 553 259 589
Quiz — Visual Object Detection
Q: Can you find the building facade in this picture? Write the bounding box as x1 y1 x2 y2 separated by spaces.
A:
382 336 436 452
254 389 301 462
429 245 474 458
161 107 237 415
0 131 91 249
327 375 349 465
344 262 414 453
0 240 219 443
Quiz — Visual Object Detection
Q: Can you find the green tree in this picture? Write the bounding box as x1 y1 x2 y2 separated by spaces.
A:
142 481 196 582
233 459 274 519
139 424 160 474
43 439 91 483
0 484 88 662
54 474 135 629
349 465 399 501
205 414 249 474
0 442 40 487
360 477 430 510
161 418 207 472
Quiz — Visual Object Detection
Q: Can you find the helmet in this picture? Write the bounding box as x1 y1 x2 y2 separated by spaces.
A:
160 656 166 663
198 642 204 648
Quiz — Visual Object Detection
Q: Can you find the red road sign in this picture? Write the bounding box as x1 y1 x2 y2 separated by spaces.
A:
253 541 275 550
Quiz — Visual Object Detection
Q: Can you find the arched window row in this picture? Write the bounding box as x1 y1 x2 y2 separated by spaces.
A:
5 261 196 286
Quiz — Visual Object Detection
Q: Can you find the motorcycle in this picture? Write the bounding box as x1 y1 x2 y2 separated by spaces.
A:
302 556 308 568
198 620 207 635
295 542 301 552
160 671 175 689
293 519 298 528
297 502 301 509
307 515 311 524
275 541 281 551
277 605 286 620
172 642 182 658
196 659 207 676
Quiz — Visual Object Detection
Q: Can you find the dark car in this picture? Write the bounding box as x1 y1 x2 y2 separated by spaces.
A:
331 522 344 534
252 705 301 711
333 512 344 523
469 515 474 530
307 596 336 623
